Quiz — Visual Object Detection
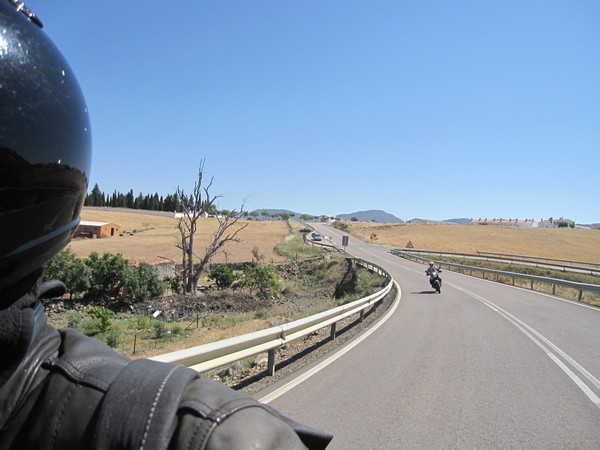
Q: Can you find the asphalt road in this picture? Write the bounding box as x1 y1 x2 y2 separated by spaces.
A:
256 223 600 449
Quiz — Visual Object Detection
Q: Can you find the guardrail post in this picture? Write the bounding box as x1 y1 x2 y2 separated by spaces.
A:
267 349 276 376
360 310 365 323
330 323 337 341
578 290 583 302
552 285 556 295
530 280 534 290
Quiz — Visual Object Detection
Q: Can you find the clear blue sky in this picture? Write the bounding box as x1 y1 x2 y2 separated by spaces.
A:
28 1 600 224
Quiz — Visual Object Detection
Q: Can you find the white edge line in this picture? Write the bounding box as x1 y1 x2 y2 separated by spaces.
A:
453 284 600 409
258 280 402 404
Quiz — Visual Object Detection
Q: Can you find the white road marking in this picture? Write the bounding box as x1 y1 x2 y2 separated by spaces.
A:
452 283 600 408
305 226 600 407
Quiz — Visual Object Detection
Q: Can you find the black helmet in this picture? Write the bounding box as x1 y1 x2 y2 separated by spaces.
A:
0 1 92 292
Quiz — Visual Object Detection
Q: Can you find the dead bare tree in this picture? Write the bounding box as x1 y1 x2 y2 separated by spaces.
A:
175 160 248 295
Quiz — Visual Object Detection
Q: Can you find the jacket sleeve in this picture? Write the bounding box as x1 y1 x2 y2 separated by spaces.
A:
170 377 332 450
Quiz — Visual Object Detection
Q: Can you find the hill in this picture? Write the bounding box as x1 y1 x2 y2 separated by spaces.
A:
336 210 404 223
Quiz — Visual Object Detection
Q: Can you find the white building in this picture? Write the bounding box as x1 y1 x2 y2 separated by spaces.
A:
470 218 536 228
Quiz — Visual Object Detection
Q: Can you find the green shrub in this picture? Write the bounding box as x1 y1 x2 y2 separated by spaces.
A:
87 306 114 333
153 320 166 339
80 318 98 336
66 311 84 329
129 314 153 330
238 265 284 300
105 329 121 348
43 249 91 299
125 262 166 302
85 252 131 300
165 273 184 294
208 264 238 289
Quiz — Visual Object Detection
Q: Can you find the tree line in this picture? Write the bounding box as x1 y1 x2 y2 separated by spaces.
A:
85 183 184 212
84 183 321 222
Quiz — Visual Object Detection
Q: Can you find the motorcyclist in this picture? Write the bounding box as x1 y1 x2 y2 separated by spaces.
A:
425 261 442 288
0 2 331 448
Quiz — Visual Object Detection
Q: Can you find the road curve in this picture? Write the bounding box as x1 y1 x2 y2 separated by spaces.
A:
257 223 600 449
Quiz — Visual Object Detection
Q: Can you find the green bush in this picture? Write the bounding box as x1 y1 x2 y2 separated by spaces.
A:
153 320 166 339
129 314 153 330
66 311 84 329
87 306 114 333
81 318 98 336
208 264 238 289
85 252 131 300
165 273 184 294
125 262 166 302
105 329 121 348
43 249 91 299
239 265 284 300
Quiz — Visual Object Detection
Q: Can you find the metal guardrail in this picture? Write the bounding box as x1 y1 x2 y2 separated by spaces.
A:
476 251 600 271
392 250 600 302
149 259 393 375
394 248 600 276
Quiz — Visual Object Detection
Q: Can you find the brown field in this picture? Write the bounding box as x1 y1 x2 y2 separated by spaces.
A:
72 210 600 265
339 222 600 263
71 209 290 264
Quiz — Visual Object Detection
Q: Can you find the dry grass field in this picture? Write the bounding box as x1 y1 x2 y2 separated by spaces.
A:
72 209 600 265
71 208 290 264
338 222 600 263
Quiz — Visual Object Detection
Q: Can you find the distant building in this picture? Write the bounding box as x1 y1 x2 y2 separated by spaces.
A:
470 217 573 228
76 221 121 238
470 218 536 228
538 217 573 228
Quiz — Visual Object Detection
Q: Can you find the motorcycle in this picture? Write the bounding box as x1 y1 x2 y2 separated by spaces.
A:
427 268 442 293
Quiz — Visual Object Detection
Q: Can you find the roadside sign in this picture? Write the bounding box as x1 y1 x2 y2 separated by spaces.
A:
342 235 349 247
406 241 414 249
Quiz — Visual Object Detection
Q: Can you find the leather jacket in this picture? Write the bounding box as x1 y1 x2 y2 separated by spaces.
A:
0 279 332 449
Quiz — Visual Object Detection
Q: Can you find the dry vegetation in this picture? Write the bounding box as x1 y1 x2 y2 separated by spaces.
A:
53 210 600 379
73 209 600 265
71 208 290 264
339 222 600 263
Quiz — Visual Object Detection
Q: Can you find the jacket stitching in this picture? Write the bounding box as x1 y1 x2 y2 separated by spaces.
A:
50 383 75 450
50 359 113 390
139 365 178 450
185 420 203 450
